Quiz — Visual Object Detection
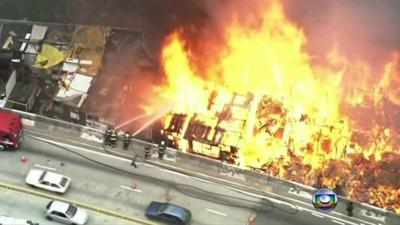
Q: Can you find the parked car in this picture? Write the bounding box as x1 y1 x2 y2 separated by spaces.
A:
45 200 88 225
25 169 71 194
145 201 191 225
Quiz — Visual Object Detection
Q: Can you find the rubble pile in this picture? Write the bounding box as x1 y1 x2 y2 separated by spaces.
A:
162 90 400 213
152 1 400 213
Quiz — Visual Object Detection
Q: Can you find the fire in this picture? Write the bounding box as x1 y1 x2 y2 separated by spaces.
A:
158 31 211 115
151 0 400 213
379 53 400 105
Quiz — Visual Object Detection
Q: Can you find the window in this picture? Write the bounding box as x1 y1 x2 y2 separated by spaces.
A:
157 204 168 213
41 181 50 186
51 211 67 218
161 213 180 223
66 204 77 217
60 177 68 187
46 201 53 210
50 183 59 188
39 171 47 181
161 213 173 220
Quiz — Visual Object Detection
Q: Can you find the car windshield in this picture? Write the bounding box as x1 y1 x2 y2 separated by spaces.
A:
39 171 47 181
46 201 53 210
60 177 68 187
157 203 168 213
66 204 77 217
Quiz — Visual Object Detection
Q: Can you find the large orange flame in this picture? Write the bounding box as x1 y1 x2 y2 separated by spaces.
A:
151 0 399 213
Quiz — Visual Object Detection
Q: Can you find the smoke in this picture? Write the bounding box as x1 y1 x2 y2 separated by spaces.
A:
68 0 400 62
283 0 400 65
68 0 400 128
185 0 400 72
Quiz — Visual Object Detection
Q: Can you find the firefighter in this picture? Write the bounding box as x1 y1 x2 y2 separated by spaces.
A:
158 141 166 159
131 153 139 168
144 146 151 159
123 132 131 150
109 129 118 147
346 202 354 217
104 128 112 146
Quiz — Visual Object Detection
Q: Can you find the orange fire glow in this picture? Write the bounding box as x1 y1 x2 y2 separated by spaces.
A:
150 0 400 213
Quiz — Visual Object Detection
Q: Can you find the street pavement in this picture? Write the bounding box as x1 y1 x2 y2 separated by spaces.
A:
0 130 390 225
0 135 252 225
0 188 136 225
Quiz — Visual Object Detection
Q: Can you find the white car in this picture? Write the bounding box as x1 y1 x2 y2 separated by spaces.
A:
25 169 71 194
45 200 88 225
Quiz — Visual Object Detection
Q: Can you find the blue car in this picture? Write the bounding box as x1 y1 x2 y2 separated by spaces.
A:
145 201 192 225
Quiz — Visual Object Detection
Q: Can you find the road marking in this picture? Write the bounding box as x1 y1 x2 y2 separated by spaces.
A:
142 163 155 168
34 164 56 171
288 188 313 199
312 213 324 218
149 161 378 225
31 135 158 170
206 208 228 217
233 185 375 225
0 181 156 225
303 207 358 225
26 131 105 151
360 209 386 223
331 219 345 225
331 211 375 225
361 203 388 213
21 118 35 126
227 186 298 209
31 136 131 162
192 177 214 184
120 185 143 193
227 186 359 225
159 168 189 178
28 134 377 225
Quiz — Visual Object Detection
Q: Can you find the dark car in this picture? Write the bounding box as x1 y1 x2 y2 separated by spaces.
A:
145 201 191 225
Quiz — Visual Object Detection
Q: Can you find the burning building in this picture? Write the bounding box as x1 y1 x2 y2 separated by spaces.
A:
145 0 400 213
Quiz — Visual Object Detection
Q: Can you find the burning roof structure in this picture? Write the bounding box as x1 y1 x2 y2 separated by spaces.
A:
145 0 400 213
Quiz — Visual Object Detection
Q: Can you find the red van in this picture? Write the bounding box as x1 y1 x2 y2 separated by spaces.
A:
0 109 23 150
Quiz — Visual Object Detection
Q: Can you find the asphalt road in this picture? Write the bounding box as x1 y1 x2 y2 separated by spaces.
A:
0 188 135 225
0 133 385 225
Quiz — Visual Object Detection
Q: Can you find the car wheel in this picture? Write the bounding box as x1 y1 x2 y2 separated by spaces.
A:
46 216 52 220
0 145 5 151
